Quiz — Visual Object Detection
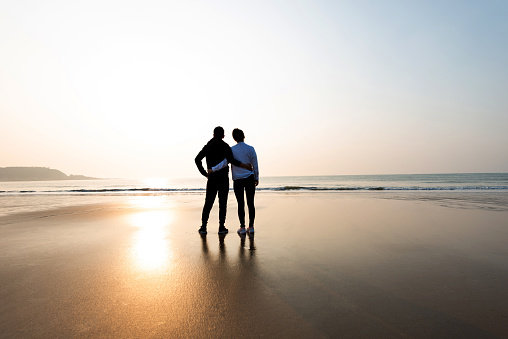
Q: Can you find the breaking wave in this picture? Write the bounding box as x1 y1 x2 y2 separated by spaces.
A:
1 185 507 195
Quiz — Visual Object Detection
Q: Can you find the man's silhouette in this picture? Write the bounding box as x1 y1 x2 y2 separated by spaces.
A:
195 126 251 235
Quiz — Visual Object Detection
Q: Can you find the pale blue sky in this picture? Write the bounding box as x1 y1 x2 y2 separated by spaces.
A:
1 0 507 178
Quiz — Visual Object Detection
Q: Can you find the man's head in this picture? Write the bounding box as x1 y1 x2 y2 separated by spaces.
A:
213 126 225 139
232 128 245 142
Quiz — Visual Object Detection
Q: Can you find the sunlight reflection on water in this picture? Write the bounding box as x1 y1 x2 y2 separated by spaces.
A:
128 209 173 273
128 195 173 209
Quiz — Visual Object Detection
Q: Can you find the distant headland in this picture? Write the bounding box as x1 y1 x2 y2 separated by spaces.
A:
0 167 97 182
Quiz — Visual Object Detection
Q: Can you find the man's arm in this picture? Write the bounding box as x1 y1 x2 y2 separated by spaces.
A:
194 146 208 177
225 146 242 167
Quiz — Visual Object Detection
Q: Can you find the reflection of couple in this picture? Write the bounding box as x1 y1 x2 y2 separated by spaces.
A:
195 126 259 235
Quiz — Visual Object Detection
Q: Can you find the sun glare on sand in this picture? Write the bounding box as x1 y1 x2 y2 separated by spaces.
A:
128 208 173 273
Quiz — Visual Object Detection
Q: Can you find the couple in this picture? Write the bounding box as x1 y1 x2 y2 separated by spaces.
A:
195 126 259 236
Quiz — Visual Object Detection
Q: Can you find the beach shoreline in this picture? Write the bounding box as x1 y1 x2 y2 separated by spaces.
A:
1 192 507 337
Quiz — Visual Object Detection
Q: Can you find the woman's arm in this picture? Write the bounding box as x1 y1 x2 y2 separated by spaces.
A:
208 158 228 174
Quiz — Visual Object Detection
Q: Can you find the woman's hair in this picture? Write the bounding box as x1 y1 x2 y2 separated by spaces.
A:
232 128 244 142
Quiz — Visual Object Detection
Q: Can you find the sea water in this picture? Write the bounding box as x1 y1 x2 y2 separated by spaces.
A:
2 173 508 194
1 173 508 216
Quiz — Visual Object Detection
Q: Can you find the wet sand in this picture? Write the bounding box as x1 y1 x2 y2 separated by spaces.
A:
1 193 508 338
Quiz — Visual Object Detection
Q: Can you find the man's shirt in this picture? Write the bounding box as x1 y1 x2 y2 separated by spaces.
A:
195 138 240 177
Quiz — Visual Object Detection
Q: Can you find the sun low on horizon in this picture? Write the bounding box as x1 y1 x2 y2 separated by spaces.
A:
1 0 507 179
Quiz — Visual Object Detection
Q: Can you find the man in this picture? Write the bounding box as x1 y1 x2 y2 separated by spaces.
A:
209 128 259 235
195 126 252 235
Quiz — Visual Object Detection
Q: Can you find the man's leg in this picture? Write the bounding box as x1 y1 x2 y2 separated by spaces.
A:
201 178 218 227
245 175 256 227
217 175 229 227
233 179 246 227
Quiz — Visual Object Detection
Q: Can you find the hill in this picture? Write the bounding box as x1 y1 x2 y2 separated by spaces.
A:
0 167 97 182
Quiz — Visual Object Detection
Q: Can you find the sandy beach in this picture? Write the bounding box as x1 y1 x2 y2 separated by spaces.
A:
1 192 508 338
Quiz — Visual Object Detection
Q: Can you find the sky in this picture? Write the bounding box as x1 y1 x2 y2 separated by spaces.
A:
1 0 507 179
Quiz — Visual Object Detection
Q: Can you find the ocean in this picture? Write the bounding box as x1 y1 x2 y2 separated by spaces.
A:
1 173 508 216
